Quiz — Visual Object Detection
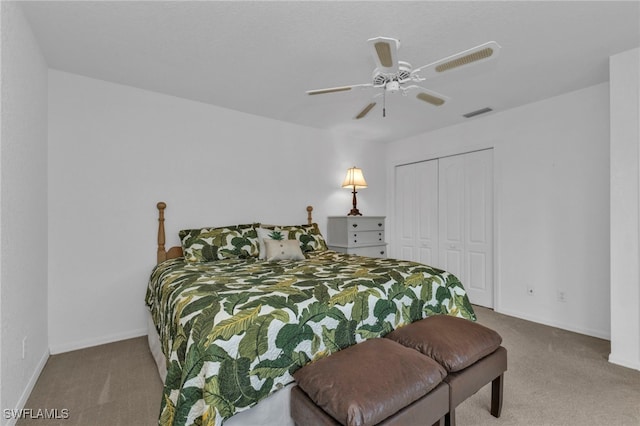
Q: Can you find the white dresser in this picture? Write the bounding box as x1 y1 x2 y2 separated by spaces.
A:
327 216 387 258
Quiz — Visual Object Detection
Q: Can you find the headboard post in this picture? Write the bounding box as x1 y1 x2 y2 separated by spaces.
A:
157 202 167 264
307 205 313 225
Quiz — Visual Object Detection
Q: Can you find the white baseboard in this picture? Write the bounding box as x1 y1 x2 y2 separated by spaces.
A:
608 354 640 371
495 307 611 340
49 328 147 355
3 349 50 426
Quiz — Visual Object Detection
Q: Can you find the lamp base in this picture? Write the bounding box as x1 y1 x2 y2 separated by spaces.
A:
348 188 362 216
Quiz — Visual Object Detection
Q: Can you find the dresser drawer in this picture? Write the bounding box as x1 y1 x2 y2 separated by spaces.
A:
346 217 385 232
349 230 385 246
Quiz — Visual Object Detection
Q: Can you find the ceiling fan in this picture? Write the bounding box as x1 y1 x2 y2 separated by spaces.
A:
306 37 501 119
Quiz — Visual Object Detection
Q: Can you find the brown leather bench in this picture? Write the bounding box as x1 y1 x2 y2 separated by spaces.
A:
290 338 450 426
385 315 507 426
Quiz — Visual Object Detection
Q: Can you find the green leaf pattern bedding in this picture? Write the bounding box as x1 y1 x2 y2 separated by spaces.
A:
146 250 476 426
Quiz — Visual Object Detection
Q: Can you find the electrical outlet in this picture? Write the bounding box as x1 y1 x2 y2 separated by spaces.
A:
527 286 535 296
22 336 27 360
557 290 568 303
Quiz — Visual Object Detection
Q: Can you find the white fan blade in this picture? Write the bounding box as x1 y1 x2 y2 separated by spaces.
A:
412 41 501 79
405 85 450 106
306 83 372 95
416 92 447 106
355 102 377 119
368 37 399 75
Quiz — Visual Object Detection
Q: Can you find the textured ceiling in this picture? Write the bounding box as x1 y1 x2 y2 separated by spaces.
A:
20 1 640 143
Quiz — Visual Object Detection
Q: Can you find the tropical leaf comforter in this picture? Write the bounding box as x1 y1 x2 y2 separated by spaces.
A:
145 250 476 426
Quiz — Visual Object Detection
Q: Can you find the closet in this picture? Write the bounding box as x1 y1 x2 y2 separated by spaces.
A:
394 149 494 308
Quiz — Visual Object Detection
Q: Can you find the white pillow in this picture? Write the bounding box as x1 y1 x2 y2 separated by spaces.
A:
257 227 289 260
264 239 305 261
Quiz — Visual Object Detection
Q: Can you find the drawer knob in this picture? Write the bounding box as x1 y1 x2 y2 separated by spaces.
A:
378 223 382 227
354 240 357 243
380 251 385 255
352 223 358 228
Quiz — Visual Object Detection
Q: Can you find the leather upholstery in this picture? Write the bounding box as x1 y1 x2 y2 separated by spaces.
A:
291 386 341 426
293 338 447 426
291 382 449 426
385 315 502 372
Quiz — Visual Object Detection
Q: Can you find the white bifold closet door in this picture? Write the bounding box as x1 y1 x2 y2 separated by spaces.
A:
395 149 493 308
395 159 439 265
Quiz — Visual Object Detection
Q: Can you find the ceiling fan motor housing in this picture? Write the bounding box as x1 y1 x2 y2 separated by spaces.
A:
372 61 413 88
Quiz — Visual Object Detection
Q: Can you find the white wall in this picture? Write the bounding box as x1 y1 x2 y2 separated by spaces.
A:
47 70 386 353
386 83 611 339
609 48 640 371
0 3 49 423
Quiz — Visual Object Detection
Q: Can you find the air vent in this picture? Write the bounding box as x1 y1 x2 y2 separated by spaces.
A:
463 107 493 118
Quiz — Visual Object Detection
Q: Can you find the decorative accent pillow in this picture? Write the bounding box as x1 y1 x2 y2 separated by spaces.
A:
256 227 289 260
264 239 305 261
179 224 259 262
280 223 328 253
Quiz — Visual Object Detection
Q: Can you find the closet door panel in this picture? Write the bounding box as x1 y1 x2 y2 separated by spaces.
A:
438 155 465 281
464 150 493 307
416 160 438 266
395 160 438 265
395 164 417 261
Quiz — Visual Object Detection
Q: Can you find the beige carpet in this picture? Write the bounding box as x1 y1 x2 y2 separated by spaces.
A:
19 307 640 426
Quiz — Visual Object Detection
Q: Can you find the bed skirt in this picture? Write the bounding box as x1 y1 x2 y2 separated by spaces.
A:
146 311 295 426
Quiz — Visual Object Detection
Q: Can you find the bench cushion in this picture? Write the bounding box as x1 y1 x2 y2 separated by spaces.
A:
385 315 502 372
293 338 447 426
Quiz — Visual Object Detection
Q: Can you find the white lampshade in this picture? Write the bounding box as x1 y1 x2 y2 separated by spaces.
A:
341 167 368 189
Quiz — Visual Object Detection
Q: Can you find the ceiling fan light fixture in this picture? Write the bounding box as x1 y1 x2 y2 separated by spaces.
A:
386 81 400 92
355 102 377 119
416 92 445 106
435 47 494 73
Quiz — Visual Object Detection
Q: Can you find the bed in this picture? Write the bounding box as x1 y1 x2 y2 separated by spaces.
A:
146 202 476 426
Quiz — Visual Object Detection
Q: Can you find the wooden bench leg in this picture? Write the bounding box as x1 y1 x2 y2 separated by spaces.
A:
491 373 504 418
445 410 455 426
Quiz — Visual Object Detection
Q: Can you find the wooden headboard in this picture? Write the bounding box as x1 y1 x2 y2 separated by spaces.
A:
156 202 314 264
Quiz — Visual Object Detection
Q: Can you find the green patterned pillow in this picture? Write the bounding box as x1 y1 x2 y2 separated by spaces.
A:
280 223 328 253
179 224 259 262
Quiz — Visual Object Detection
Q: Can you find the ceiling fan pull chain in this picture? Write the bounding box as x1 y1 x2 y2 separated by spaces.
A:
383 89 386 118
